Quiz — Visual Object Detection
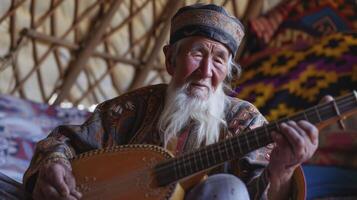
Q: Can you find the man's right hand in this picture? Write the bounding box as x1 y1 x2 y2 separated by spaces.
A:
33 160 82 200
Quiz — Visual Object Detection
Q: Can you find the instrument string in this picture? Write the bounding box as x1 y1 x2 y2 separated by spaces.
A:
155 95 355 183
154 94 356 183
155 94 356 181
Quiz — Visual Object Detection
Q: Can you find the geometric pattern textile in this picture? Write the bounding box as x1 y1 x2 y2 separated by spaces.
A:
233 32 357 121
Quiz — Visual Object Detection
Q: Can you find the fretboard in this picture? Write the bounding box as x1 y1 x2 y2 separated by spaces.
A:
155 91 357 186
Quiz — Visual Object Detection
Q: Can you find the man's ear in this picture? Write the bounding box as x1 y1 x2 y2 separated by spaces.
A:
163 45 174 76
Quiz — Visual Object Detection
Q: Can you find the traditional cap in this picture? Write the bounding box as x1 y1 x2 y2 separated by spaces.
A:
169 4 245 56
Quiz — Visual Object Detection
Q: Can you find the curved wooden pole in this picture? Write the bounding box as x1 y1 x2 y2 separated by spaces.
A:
128 0 182 91
53 0 124 105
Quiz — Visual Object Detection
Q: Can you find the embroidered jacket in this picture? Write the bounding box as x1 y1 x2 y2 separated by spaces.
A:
23 84 301 199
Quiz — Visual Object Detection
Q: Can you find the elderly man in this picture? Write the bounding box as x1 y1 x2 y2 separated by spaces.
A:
24 4 318 200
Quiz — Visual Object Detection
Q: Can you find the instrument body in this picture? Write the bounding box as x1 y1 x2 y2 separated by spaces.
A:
72 145 184 200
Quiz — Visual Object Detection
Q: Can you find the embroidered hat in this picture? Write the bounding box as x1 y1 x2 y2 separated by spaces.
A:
169 4 245 56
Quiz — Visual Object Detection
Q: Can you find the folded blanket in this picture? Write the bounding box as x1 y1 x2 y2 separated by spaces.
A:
0 172 25 200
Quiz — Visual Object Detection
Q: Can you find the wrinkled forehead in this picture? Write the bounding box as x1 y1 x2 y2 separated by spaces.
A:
178 36 231 57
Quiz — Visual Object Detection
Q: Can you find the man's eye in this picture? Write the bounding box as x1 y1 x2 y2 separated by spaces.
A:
214 58 224 64
190 51 203 57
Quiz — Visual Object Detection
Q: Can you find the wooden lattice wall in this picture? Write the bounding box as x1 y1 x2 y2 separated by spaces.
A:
0 0 264 107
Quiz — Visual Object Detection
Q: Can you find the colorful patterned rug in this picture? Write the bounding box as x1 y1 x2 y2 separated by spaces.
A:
233 32 357 121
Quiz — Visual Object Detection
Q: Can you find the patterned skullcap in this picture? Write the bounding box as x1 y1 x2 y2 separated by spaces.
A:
170 4 245 56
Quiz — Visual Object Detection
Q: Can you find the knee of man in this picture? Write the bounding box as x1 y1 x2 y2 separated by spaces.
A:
206 174 249 195
186 173 250 200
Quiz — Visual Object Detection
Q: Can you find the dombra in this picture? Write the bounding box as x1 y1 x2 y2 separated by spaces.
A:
71 91 357 200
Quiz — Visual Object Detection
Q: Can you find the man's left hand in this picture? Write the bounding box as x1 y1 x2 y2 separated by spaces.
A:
268 120 319 179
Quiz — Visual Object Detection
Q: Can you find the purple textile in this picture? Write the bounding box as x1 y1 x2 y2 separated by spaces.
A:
0 95 90 182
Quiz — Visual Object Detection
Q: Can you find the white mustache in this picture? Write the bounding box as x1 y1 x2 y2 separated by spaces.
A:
187 80 211 91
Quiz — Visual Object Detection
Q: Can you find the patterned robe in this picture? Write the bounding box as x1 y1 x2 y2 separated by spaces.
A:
23 84 302 199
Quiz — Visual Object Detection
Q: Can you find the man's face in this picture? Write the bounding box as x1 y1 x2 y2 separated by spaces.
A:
165 36 230 100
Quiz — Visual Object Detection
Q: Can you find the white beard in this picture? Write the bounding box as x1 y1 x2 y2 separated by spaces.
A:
158 81 229 148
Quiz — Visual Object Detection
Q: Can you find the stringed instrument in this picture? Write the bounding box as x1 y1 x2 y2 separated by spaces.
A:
71 91 357 200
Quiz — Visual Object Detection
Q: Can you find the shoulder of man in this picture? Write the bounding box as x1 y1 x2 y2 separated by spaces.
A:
224 96 267 134
225 96 263 118
95 83 168 112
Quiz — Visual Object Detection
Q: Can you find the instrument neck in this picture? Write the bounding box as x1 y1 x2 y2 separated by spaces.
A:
155 91 357 186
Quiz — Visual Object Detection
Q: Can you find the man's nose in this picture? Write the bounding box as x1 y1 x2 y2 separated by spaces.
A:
198 56 213 78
